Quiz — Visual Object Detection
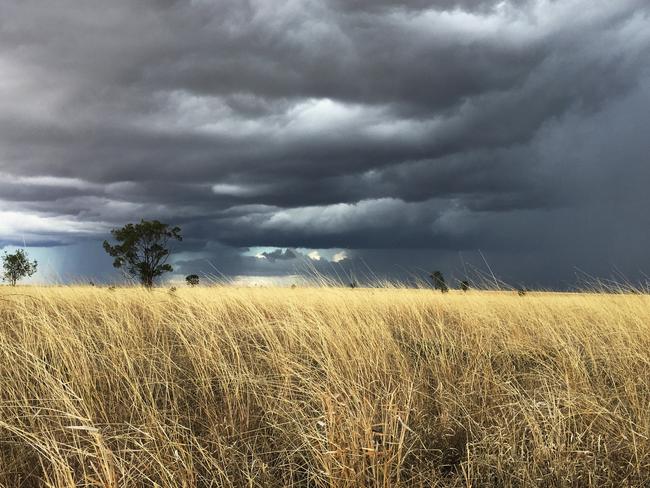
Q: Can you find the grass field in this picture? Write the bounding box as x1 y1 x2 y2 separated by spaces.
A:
0 286 648 487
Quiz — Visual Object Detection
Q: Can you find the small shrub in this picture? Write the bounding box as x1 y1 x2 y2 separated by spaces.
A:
430 271 449 293
186 274 200 287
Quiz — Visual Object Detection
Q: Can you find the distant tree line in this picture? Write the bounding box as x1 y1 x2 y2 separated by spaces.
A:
0 220 527 293
1 220 189 288
429 271 472 293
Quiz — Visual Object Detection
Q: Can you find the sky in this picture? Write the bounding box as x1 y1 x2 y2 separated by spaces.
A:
1 0 649 288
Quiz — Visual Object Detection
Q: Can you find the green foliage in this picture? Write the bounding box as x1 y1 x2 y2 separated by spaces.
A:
430 270 449 293
102 220 182 287
1 249 38 286
186 274 200 287
460 280 470 292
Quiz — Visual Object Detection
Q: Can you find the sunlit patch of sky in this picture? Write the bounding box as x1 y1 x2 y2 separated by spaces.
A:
243 247 349 262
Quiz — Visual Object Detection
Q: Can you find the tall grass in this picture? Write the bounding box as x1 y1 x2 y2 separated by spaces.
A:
0 286 648 487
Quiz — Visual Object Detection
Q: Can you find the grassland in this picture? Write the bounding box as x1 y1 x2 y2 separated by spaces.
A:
0 286 648 487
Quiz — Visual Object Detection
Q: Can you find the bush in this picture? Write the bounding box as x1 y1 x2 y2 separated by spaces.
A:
186 274 200 287
430 271 449 293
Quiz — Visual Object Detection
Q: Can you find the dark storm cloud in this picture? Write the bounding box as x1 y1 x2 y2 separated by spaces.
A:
259 249 298 262
1 0 649 286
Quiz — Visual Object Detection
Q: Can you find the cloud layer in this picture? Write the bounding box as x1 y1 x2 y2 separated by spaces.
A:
1 0 649 286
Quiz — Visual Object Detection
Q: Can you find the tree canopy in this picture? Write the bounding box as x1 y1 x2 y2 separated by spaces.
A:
2 249 38 286
103 220 182 287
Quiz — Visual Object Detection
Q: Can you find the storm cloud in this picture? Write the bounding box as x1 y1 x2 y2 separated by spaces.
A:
1 0 649 287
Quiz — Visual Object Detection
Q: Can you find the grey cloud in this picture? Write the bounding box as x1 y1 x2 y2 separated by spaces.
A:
172 243 353 282
1 0 649 287
260 249 298 262
328 0 534 14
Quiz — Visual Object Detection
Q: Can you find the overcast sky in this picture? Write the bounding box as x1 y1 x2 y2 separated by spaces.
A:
1 0 649 288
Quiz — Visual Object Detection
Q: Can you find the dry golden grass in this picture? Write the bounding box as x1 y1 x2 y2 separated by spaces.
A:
0 286 648 487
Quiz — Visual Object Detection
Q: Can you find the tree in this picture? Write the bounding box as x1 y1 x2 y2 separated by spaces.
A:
460 280 470 292
103 220 182 287
186 274 200 287
2 249 37 286
430 270 449 293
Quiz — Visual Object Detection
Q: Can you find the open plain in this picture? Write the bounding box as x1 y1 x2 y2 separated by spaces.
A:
0 286 648 487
